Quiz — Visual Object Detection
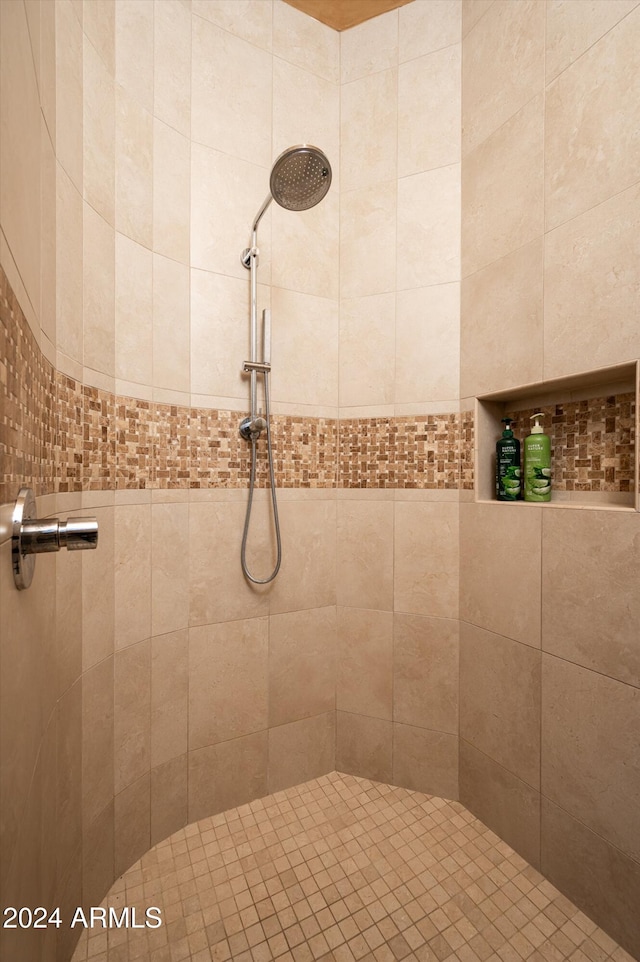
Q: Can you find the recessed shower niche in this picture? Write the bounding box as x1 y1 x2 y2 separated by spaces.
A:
475 362 638 510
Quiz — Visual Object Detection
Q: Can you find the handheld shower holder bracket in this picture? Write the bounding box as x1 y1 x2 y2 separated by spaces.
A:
241 246 259 269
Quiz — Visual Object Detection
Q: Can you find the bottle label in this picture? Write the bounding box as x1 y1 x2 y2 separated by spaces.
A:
497 451 521 500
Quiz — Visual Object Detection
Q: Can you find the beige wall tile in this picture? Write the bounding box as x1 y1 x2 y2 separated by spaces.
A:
269 499 337 614
189 618 269 749
337 607 393 720
82 0 115 75
114 772 150 878
340 182 397 298
272 193 339 303
340 10 398 84
542 654 640 861
40 124 57 347
151 755 187 847
341 69 397 192
336 712 393 783
462 94 543 278
82 800 114 911
151 629 188 768
56 549 83 700
196 0 273 54
268 712 335 794
541 797 640 961
56 0 83 191
82 656 114 827
394 613 458 734
542 510 640 687
398 45 460 178
399 0 461 62
153 0 191 137
191 16 272 168
273 0 338 83
114 640 151 794
82 505 114 670
462 0 544 155
153 122 190 266
114 503 151 650
83 203 115 377
269 607 337 727
546 0 638 82
543 183 640 379
462 0 494 38
460 502 542 648
190 268 249 401
394 501 459 619
393 723 459 800
115 0 154 113
188 731 268 823
83 35 115 226
273 58 339 186
56 679 82 888
56 165 83 365
460 739 540 869
269 288 338 409
190 143 270 280
397 165 461 290
545 7 640 230
336 499 394 610
460 623 541 789
395 283 460 404
152 254 190 394
188 501 270 625
460 238 543 397
115 85 153 248
151 502 189 636
339 294 395 410
115 233 153 387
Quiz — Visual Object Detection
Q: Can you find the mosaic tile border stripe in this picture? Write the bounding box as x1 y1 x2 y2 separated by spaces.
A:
2 264 637 502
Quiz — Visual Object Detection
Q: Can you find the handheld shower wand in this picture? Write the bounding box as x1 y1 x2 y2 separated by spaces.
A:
239 145 332 584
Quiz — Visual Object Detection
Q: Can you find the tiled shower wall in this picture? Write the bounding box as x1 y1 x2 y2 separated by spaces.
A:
459 2 640 960
1 3 640 962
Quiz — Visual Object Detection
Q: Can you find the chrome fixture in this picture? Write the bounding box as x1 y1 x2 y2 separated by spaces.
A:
11 487 99 590
239 145 332 585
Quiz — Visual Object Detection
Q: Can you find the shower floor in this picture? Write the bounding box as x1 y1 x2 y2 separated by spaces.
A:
71 771 632 962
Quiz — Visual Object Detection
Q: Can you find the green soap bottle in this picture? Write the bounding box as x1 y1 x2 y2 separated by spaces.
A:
524 412 551 502
496 418 521 501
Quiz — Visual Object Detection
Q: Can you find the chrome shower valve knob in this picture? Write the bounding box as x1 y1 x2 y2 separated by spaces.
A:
11 487 99 590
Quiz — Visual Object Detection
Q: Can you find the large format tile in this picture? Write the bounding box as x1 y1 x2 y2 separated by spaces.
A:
393 723 459 800
114 640 151 795
395 283 460 405
336 711 393 783
269 607 337 727
337 607 393 720
460 622 541 789
268 498 337 615
189 618 269 749
460 739 541 869
393 613 458 734
188 732 268 824
339 294 395 410
542 797 640 961
542 654 640 862
394 501 459 619
399 0 461 63
340 181 397 299
542 509 640 687
460 238 543 398
462 0 544 155
462 95 543 278
341 69 397 192
268 713 335 793
460 502 542 648
151 629 188 769
336 499 394 611
546 0 638 82
397 164 461 290
544 183 640 379
545 7 640 230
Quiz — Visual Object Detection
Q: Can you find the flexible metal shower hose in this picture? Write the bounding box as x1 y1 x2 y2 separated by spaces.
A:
240 372 282 584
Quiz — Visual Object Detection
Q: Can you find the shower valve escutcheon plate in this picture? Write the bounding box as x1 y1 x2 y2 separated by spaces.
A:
11 487 99 590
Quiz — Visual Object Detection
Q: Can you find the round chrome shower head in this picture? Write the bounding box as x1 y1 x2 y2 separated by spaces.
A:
269 144 332 212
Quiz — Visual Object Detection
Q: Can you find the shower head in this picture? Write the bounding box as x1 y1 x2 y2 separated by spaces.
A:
269 144 332 212
248 144 332 235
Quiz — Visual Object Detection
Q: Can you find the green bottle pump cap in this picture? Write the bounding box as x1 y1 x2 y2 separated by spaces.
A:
530 412 544 434
501 417 515 438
